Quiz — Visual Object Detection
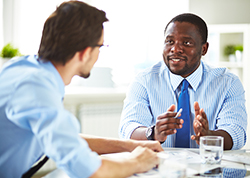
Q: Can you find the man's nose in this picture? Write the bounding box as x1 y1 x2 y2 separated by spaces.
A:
170 42 183 53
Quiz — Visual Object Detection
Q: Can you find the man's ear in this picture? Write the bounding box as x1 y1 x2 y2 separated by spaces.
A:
79 47 92 62
202 42 209 56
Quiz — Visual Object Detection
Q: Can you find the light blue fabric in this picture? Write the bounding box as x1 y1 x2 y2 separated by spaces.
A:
119 60 247 150
223 168 247 178
0 55 101 178
175 79 190 148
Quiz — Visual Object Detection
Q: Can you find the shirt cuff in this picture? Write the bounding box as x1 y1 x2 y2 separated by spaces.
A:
57 140 102 178
124 123 144 139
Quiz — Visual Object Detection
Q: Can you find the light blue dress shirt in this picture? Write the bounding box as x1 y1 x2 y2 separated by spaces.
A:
0 55 101 178
119 61 247 150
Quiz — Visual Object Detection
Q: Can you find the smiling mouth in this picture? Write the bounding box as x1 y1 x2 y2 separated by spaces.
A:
171 58 181 62
167 55 187 62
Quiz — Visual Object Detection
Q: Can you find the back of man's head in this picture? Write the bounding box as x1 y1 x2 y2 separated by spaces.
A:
38 1 108 65
164 13 208 45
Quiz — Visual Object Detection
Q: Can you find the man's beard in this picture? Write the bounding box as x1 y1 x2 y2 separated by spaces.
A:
163 54 200 77
163 54 189 76
79 72 90 79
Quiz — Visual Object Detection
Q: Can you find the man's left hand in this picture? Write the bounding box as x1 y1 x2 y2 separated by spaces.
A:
191 101 210 145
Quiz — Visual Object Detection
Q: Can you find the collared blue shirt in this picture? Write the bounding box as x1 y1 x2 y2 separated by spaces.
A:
0 55 101 178
119 60 247 150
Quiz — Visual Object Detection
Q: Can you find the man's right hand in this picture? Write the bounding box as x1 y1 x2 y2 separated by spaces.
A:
129 146 160 173
91 146 160 178
155 104 184 143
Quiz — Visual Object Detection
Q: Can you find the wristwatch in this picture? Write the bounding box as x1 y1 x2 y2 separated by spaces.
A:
146 125 155 140
145 125 165 144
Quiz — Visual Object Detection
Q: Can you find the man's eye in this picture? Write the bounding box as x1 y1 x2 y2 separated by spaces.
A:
184 41 192 45
165 40 173 45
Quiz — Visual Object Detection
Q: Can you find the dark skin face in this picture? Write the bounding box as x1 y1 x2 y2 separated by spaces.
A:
163 21 208 78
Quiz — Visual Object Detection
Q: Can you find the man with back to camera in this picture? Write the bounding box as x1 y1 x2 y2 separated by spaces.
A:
119 13 247 150
0 1 164 178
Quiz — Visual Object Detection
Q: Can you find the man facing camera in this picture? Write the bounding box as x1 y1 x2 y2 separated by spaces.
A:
0 1 163 178
119 13 247 150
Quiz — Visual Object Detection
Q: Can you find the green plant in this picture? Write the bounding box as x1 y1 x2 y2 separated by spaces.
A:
0 43 20 58
235 45 243 52
224 45 235 56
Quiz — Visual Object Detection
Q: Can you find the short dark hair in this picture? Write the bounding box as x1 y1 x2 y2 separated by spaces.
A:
164 13 207 44
38 1 108 65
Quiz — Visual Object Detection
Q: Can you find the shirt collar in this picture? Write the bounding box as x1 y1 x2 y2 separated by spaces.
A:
169 62 203 92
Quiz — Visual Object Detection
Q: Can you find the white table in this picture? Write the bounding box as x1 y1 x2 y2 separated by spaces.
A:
43 148 250 178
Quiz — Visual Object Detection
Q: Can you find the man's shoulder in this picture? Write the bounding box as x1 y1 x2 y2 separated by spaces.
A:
202 61 239 80
4 55 57 87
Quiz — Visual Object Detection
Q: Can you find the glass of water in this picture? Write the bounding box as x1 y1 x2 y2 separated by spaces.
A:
200 136 224 164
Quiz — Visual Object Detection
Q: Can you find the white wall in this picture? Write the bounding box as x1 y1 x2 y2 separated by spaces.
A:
189 0 250 24
2 0 66 54
2 0 13 48
0 0 3 49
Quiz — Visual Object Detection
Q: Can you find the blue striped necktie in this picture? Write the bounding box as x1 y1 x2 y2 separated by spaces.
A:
175 79 190 148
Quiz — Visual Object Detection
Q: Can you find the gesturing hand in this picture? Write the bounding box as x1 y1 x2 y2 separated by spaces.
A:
155 104 184 143
191 102 210 145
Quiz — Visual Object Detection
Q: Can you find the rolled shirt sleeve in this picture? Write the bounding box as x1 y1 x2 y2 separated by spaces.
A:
215 77 247 150
119 77 154 139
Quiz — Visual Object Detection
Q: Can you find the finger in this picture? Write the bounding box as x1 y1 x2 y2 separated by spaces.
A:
197 112 209 131
199 126 207 136
194 118 202 128
167 104 176 112
156 118 184 127
200 109 209 130
194 101 200 117
156 112 181 121
147 141 164 152
157 111 176 121
194 119 207 136
159 129 177 136
158 123 183 133
195 117 208 133
191 134 199 141
191 135 200 145
193 119 202 136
